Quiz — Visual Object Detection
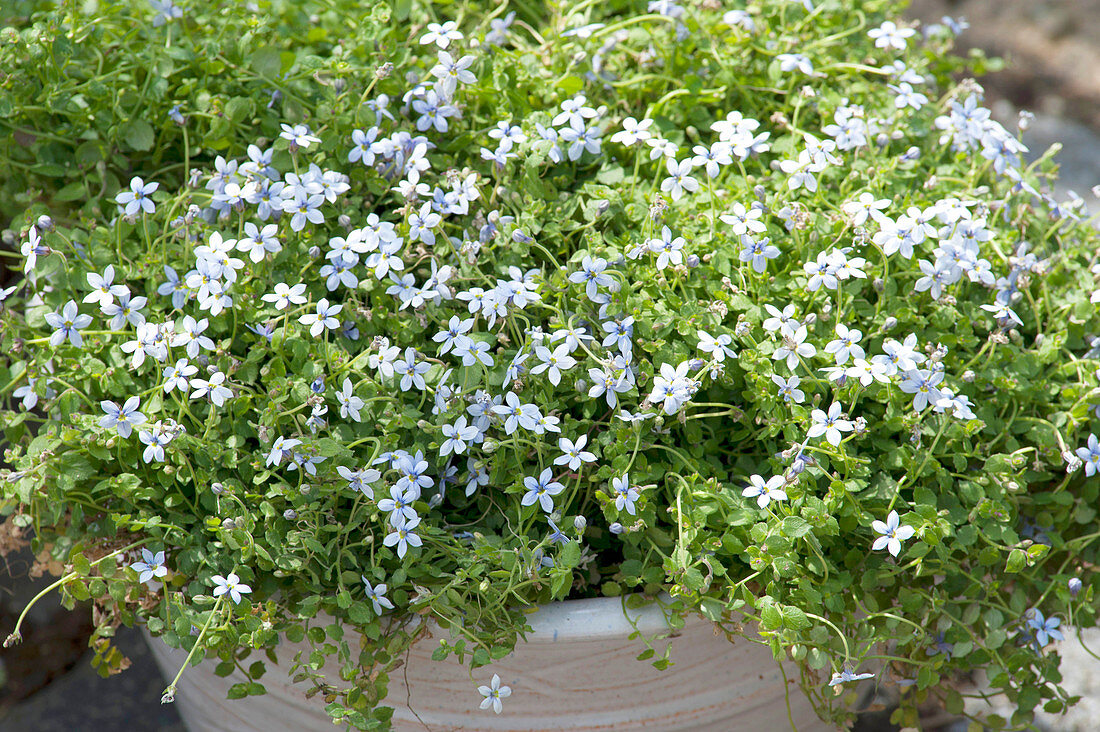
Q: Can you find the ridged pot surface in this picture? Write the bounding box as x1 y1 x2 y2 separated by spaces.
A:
143 596 834 731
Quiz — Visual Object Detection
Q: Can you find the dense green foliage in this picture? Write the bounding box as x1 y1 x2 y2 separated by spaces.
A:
2 0 1100 729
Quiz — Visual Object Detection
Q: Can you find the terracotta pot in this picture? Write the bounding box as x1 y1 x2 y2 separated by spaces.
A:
143 596 833 731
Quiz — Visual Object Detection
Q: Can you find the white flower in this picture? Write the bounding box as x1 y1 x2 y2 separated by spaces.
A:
898 368 944 411
610 117 653 146
130 549 168 584
762 303 799 337
84 265 128 308
868 20 916 51
845 358 889 387
871 510 916 557
383 516 423 558
299 298 343 337
99 396 147 438
719 202 767 236
841 192 890 226
211 572 252 604
771 374 805 403
980 301 1023 326
440 416 480 456
647 226 686 270
660 158 699 201
779 150 817 192
772 325 816 370
337 465 380 498
742 474 787 508
361 576 395 616
420 20 463 49
115 176 159 216
776 53 813 75
697 330 737 362
531 344 577 386
44 300 93 347
336 377 365 422
190 370 233 407
477 674 512 714
807 402 853 446
824 324 865 365
279 123 321 149
554 435 596 471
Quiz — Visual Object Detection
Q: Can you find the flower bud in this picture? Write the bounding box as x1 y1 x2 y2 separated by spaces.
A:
308 245 321 258
1064 452 1083 474
337 214 351 229
36 214 54 232
300 484 312 495
210 482 226 495
283 509 298 520
686 254 700 268
882 316 898 331
609 522 624 535
573 515 587 531
221 518 235 531
1069 578 1083 597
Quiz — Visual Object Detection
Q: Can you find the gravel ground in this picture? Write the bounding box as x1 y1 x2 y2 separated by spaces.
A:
0 625 185 732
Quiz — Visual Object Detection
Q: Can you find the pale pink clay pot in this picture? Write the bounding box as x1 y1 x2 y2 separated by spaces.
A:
143 595 834 731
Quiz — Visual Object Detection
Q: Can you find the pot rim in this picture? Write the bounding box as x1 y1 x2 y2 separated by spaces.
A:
519 594 678 641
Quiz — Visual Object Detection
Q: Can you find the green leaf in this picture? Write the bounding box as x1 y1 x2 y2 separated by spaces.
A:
781 605 811 631
596 166 625 185
1005 548 1026 573
780 516 812 539
250 47 284 78
121 119 155 151
225 97 252 124
71 552 91 575
760 604 782 631
560 541 581 569
347 602 372 624
54 181 87 202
